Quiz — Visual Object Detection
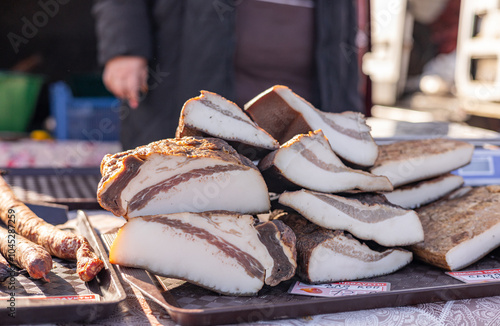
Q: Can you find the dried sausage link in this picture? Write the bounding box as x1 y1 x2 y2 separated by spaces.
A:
0 176 104 281
0 226 52 281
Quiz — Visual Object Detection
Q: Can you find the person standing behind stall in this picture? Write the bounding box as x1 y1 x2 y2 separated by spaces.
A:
93 0 361 150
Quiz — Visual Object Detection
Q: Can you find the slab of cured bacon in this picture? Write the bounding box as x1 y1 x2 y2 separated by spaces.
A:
275 211 412 284
244 85 379 167
97 137 271 218
176 91 279 160
383 173 464 209
279 189 424 247
411 185 500 271
109 211 297 295
370 139 474 188
259 130 392 193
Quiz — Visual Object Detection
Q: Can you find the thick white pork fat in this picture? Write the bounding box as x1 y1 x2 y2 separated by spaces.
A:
245 85 379 167
97 137 271 218
259 130 392 193
109 212 297 295
276 212 412 284
279 189 424 247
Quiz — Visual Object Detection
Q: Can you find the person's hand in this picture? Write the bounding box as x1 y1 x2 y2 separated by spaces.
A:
103 56 148 109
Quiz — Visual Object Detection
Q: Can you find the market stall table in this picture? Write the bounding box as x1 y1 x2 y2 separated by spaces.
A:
3 123 500 325
65 211 500 326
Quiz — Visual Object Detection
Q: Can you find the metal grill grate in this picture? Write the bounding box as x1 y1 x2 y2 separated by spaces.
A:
2 168 102 210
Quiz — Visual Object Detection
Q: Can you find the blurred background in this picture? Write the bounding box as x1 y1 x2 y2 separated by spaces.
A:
1 0 500 166
363 0 500 137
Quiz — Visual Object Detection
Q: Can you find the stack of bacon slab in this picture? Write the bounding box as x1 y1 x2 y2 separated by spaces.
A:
98 84 482 293
241 87 424 283
372 139 473 209
244 85 478 281
98 134 297 296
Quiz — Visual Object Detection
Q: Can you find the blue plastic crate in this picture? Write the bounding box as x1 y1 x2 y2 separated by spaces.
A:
49 81 121 141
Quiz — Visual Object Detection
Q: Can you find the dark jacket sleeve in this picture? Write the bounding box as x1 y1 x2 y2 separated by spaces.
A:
315 0 362 114
92 0 153 65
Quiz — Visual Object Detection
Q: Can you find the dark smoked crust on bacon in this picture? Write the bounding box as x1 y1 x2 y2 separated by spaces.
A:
0 225 52 281
372 138 472 170
277 212 397 283
255 220 297 286
258 150 303 194
98 155 143 217
0 176 104 282
275 213 331 282
97 137 257 216
101 137 256 176
411 185 500 270
245 86 372 144
175 124 205 139
245 87 311 144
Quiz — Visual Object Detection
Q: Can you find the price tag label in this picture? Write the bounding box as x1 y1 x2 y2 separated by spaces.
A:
1 294 99 301
446 269 500 283
289 281 390 297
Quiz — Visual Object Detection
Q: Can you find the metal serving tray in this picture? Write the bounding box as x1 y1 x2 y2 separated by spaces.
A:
1 168 102 210
0 211 126 325
101 231 500 326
